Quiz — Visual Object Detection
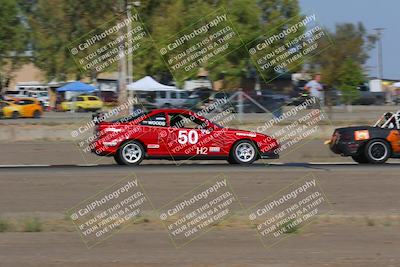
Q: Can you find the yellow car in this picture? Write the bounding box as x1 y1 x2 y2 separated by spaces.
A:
0 98 43 119
61 95 103 112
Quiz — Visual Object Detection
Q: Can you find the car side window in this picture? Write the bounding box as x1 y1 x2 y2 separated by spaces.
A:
159 91 166 99
77 97 84 102
170 92 177 99
88 97 97 101
17 100 34 105
169 113 207 129
140 113 167 127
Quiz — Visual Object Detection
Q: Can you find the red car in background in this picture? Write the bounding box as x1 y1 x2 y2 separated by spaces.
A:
91 109 279 165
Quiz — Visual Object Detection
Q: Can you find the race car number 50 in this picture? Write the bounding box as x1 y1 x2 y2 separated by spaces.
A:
178 130 199 145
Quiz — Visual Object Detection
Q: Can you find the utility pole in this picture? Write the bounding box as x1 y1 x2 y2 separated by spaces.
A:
118 0 128 108
120 1 141 113
126 1 141 113
373 27 385 80
126 2 133 85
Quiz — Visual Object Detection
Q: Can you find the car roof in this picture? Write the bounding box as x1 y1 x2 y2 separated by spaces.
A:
151 108 194 114
12 97 39 101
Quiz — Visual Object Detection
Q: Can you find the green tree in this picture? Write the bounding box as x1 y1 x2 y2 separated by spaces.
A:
0 0 28 93
337 59 364 105
27 0 117 81
310 22 376 87
135 0 303 87
24 0 304 87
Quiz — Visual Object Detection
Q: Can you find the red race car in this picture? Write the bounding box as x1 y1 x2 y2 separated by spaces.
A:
91 109 279 165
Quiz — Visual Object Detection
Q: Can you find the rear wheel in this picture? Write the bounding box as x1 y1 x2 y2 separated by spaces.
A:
229 140 257 164
351 154 369 164
364 140 391 164
116 141 145 165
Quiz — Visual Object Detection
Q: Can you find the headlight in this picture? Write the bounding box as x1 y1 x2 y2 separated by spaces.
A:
354 130 370 141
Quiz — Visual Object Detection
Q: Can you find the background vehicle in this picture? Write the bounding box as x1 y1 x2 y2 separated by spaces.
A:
352 83 385 105
0 101 22 119
60 95 103 112
26 91 50 108
3 90 26 98
327 111 400 164
98 91 118 105
91 109 279 165
0 98 43 119
136 90 191 109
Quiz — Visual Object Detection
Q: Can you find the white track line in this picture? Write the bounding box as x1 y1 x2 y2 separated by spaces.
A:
0 164 51 168
0 162 356 168
308 162 356 165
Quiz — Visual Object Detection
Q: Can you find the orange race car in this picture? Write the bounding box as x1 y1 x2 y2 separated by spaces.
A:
0 97 43 119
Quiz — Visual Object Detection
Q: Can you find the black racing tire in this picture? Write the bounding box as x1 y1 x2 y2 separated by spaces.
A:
229 140 257 165
12 111 20 119
351 154 369 164
33 110 42 118
116 140 145 166
364 139 391 164
227 157 238 164
113 154 125 165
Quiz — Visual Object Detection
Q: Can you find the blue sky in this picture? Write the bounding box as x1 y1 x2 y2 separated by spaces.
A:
299 0 399 79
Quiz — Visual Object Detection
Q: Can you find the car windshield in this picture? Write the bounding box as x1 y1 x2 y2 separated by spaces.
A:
199 114 223 128
111 109 148 123
0 101 10 107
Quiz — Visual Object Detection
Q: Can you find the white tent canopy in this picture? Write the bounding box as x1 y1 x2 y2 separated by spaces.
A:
392 82 400 88
127 76 178 91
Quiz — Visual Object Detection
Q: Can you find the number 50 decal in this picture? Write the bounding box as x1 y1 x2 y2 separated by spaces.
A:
178 130 199 145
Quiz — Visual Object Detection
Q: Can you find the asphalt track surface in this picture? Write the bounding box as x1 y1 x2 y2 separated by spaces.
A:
0 160 400 267
0 140 400 267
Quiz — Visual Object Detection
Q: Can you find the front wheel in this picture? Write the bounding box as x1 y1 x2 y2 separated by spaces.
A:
229 140 257 164
364 140 391 164
116 141 145 165
11 111 20 119
227 157 238 164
